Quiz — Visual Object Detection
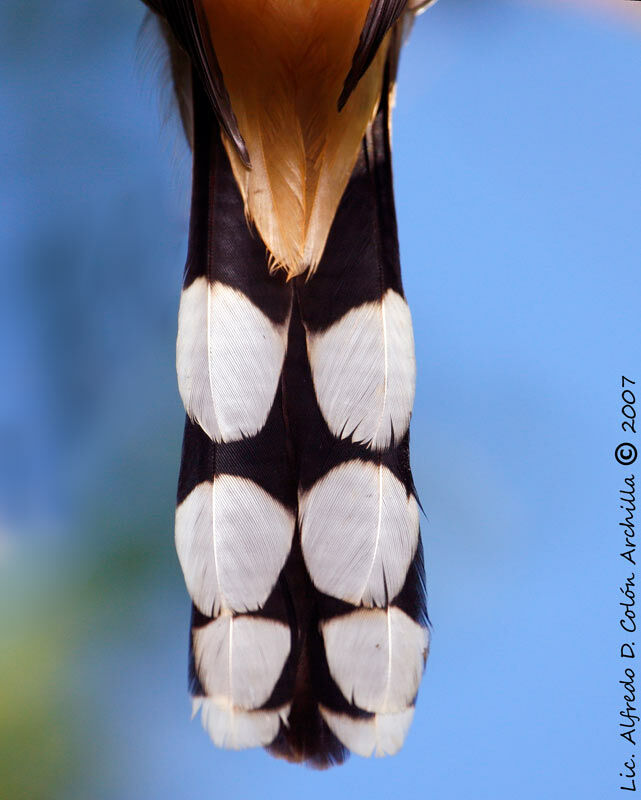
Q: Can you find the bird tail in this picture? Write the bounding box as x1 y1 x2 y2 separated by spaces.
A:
174 63 428 767
175 75 298 751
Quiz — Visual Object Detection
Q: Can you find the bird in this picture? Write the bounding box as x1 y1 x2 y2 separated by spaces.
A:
141 0 435 768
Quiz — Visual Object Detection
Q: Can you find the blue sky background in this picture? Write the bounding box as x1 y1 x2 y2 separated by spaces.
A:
1 1 640 798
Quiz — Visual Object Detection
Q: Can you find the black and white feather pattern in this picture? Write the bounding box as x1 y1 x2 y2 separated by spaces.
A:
174 83 298 751
283 77 429 760
147 0 431 768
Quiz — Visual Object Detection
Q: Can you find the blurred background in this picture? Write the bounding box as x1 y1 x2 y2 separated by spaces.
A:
1 1 640 797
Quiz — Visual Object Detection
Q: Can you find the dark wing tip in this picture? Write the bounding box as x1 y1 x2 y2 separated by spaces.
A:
338 0 408 111
227 128 252 169
191 0 252 168
156 0 252 167
337 83 354 113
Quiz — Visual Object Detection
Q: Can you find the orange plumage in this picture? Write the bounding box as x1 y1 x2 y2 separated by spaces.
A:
202 0 388 276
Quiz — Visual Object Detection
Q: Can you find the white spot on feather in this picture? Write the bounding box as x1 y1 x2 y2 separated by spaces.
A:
322 608 428 713
176 277 290 442
306 290 415 449
193 697 290 750
299 461 419 605
319 706 415 758
193 615 291 709
175 477 295 616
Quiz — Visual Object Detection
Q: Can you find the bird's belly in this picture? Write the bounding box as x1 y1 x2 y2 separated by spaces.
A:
202 0 388 276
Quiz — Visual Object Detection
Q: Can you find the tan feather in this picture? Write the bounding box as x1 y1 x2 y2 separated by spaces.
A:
201 0 388 276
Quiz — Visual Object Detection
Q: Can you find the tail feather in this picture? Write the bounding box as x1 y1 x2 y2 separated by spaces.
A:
178 78 299 749
171 27 428 768
285 72 429 758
